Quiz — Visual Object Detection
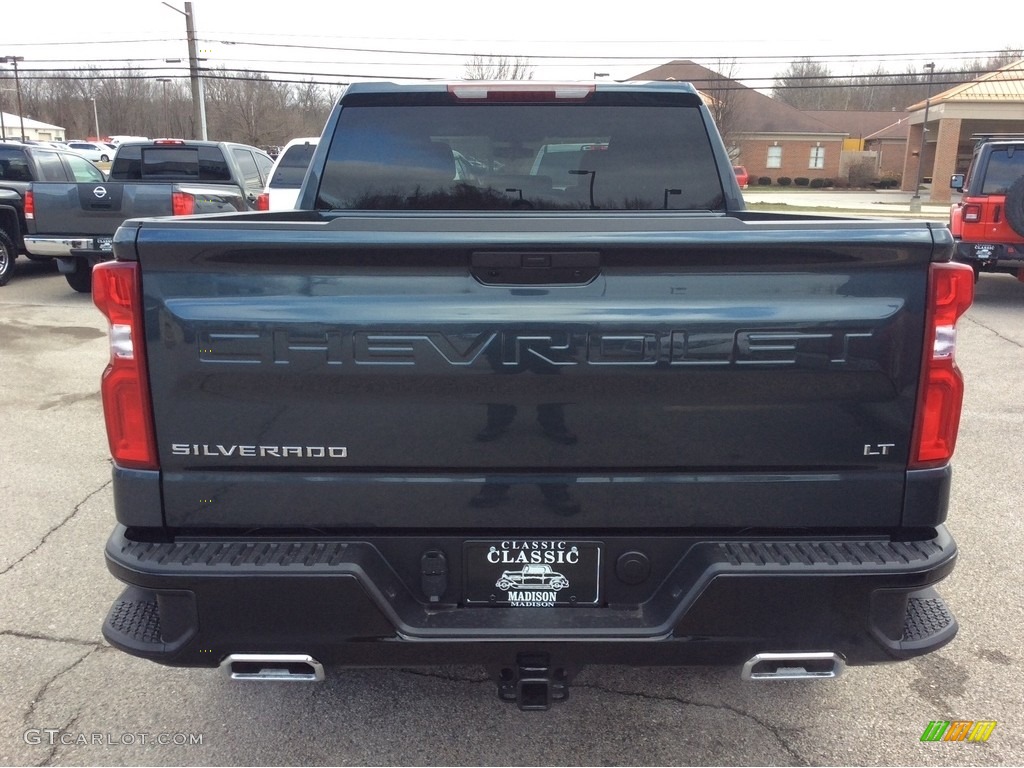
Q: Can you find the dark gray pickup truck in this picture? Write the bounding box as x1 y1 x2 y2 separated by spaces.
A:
0 140 108 286
94 81 975 709
25 139 272 292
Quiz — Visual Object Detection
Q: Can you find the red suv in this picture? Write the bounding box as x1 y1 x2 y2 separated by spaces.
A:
949 135 1024 280
733 165 749 189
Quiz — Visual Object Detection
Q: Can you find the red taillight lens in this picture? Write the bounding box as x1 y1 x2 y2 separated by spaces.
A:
962 204 981 223
93 261 158 470
256 192 270 211
172 191 195 216
24 189 34 220
911 262 975 468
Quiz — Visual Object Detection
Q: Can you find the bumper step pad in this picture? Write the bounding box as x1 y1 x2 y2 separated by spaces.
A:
900 587 957 652
102 585 197 658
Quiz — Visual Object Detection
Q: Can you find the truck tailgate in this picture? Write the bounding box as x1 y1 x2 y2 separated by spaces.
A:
31 182 180 236
130 213 941 531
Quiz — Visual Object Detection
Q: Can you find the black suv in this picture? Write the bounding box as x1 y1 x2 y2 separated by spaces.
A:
0 140 106 285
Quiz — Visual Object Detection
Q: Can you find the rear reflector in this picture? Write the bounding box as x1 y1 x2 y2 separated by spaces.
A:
93 261 158 470
256 192 270 211
910 262 975 468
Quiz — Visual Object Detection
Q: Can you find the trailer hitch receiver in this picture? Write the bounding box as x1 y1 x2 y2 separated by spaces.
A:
497 653 570 711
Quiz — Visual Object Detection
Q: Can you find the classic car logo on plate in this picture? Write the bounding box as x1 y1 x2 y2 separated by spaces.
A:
495 565 570 607
464 540 601 607
93 186 108 199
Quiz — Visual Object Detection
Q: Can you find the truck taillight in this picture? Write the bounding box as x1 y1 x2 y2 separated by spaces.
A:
24 189 34 220
93 261 158 470
910 262 975 469
255 192 270 211
962 204 981 223
172 191 195 216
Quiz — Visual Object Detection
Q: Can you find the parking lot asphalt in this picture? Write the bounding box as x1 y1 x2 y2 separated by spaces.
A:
1 256 1023 766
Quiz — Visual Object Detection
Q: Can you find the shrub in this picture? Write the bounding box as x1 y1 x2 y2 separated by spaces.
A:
879 172 902 189
822 178 835 188
777 176 792 186
809 178 826 188
757 176 772 186
847 158 877 188
794 177 810 187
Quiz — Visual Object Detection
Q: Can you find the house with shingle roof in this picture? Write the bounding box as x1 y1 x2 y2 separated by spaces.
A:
631 61 848 184
630 58 1024 202
805 110 911 181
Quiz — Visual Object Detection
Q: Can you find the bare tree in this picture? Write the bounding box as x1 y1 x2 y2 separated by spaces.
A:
772 55 1024 112
463 55 534 80
701 58 742 155
972 48 1024 71
203 68 292 146
772 58 836 109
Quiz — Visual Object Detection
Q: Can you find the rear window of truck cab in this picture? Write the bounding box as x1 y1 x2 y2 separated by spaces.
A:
315 98 725 212
111 144 231 181
270 142 319 189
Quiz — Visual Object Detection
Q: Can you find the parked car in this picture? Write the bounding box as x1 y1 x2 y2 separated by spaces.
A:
733 165 749 189
0 140 106 285
257 136 319 210
24 138 274 292
949 133 1024 279
66 141 114 163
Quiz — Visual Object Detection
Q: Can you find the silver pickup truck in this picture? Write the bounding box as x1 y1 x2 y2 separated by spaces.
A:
24 139 272 292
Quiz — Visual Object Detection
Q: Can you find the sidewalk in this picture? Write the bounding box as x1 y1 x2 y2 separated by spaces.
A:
742 188 954 220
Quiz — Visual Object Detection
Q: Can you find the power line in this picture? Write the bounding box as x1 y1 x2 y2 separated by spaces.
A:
8 33 1020 69
9 65 1021 90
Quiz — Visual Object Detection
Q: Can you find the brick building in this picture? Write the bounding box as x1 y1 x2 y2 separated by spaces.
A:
630 59 1024 200
901 59 1024 203
632 61 858 185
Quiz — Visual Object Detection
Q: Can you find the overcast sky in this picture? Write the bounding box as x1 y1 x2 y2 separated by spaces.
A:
4 0 1022 89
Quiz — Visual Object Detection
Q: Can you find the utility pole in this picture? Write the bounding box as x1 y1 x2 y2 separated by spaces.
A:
90 97 100 142
157 78 172 135
0 56 26 141
0 87 10 139
162 2 207 140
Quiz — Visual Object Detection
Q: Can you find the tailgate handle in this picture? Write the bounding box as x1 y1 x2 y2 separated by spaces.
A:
471 251 600 285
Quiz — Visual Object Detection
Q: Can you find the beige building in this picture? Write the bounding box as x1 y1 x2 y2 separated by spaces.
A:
0 111 66 143
902 60 1024 203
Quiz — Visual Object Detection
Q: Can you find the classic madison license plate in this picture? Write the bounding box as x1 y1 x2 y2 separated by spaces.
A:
464 540 602 607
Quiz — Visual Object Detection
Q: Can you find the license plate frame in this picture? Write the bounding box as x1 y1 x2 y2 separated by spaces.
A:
463 540 602 607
